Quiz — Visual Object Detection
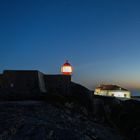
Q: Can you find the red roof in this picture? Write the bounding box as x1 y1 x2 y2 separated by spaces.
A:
97 85 128 91
63 60 71 66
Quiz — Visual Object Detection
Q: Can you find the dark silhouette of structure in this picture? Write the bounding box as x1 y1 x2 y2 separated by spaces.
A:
0 70 71 95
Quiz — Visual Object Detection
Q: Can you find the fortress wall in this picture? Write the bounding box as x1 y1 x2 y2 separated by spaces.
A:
44 75 71 95
3 70 46 93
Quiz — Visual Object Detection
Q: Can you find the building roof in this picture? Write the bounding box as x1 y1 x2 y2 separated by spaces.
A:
3 70 44 74
62 60 72 67
96 85 128 91
4 70 39 72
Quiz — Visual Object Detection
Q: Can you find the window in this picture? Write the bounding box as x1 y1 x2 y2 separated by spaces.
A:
10 83 14 88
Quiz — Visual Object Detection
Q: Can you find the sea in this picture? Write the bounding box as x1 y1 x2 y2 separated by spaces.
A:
131 90 140 97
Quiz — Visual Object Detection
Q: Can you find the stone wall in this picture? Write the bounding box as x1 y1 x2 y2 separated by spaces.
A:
0 74 3 89
44 75 71 95
0 71 71 97
2 70 46 93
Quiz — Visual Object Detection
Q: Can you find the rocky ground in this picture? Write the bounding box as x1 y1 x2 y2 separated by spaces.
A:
0 82 139 140
0 101 123 140
93 95 140 140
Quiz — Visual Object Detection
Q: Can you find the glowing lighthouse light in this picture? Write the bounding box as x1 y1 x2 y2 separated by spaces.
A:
61 60 73 75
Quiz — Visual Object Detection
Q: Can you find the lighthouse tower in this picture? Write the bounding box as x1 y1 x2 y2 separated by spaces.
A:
61 60 73 75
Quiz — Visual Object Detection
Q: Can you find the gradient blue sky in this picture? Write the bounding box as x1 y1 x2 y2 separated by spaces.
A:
0 0 140 91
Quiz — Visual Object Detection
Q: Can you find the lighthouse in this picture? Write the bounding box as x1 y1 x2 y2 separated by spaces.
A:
61 60 73 75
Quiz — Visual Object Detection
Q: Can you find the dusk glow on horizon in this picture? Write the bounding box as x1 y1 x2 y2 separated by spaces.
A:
0 0 140 92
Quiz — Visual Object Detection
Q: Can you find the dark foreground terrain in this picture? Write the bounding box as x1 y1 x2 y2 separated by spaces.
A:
93 96 140 140
0 82 140 140
0 101 122 140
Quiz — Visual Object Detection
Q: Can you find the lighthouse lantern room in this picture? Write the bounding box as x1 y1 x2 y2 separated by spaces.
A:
61 60 73 75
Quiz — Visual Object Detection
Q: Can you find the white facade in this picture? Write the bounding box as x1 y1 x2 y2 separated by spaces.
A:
94 85 131 98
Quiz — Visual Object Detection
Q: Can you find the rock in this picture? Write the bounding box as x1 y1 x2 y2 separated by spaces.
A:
65 102 74 109
0 101 122 140
84 135 92 140
47 130 54 139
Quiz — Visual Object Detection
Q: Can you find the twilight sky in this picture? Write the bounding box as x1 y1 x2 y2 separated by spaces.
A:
0 0 140 91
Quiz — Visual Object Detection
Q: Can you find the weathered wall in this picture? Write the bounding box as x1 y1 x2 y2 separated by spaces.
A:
3 70 46 93
44 75 71 95
38 71 46 93
1 71 71 95
0 74 3 88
